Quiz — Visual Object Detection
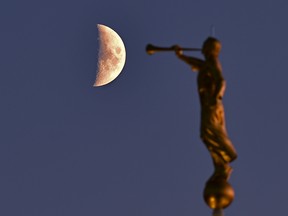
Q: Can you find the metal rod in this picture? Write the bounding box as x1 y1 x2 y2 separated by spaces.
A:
213 209 224 216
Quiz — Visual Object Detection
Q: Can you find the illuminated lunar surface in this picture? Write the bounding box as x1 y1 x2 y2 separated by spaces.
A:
94 24 126 87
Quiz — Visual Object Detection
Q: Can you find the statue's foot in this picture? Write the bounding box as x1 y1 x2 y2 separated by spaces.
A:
229 151 238 163
209 164 233 182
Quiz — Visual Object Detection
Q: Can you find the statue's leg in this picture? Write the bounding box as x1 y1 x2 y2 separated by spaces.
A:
201 126 237 163
201 135 233 181
209 151 233 181
201 130 235 181
213 129 237 163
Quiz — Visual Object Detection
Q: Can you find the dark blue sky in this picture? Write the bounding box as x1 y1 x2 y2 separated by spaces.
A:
1 0 288 216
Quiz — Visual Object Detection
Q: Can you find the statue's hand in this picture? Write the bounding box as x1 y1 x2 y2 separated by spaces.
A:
172 45 183 57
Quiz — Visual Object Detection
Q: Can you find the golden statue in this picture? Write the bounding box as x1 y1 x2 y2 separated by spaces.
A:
174 37 237 181
147 37 237 181
147 37 238 214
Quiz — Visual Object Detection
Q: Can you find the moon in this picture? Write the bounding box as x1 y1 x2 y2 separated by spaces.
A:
94 24 126 87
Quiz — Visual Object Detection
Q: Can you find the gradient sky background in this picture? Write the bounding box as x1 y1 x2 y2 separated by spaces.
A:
1 0 288 216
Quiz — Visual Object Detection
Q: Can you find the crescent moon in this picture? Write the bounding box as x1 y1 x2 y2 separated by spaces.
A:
94 24 126 87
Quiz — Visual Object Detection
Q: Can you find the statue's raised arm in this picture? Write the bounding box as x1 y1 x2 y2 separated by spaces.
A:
173 45 204 72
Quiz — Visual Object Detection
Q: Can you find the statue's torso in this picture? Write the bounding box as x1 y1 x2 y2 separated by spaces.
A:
197 59 225 127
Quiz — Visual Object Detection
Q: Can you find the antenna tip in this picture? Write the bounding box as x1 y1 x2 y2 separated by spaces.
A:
210 25 216 37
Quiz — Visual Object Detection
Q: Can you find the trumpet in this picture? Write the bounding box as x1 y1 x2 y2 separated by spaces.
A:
146 44 201 55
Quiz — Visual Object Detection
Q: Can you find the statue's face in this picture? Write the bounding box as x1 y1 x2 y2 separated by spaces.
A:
202 39 221 58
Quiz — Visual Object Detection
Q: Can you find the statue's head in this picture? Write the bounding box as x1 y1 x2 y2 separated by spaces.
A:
202 37 221 58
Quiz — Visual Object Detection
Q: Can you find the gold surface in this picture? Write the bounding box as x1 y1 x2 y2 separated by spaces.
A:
203 178 235 209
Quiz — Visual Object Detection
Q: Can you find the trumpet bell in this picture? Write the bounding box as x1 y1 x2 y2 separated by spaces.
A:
146 44 157 55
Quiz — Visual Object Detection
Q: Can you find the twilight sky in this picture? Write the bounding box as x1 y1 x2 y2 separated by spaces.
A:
1 0 288 216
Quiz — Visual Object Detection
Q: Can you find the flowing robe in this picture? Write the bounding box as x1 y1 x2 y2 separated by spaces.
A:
197 59 237 167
